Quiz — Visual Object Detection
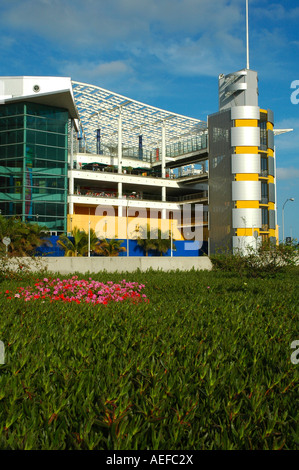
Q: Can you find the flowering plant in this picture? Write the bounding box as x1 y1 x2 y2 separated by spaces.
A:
3 276 148 305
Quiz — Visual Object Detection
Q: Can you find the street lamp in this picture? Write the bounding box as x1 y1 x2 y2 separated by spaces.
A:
88 208 91 257
282 198 294 243
126 192 136 256
170 219 173 257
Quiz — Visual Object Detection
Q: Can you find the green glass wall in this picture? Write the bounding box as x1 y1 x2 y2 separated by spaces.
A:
0 102 68 232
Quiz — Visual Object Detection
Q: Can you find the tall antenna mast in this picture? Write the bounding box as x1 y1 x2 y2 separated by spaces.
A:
246 0 250 69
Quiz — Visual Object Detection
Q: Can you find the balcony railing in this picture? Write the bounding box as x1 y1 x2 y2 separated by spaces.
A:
72 132 208 162
71 164 208 180
71 190 208 203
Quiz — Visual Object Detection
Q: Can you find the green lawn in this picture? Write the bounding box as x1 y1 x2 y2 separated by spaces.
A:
0 268 298 450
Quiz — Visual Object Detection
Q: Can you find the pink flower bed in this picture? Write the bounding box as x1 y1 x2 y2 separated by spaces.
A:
3 276 148 305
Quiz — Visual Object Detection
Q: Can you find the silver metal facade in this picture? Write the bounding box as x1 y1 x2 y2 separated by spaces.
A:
208 110 234 253
269 210 276 230
268 183 276 203
231 126 260 147
267 130 274 150
231 106 260 120
231 153 261 174
219 69 259 111
267 109 274 125
268 156 275 177
232 181 261 201
232 208 262 229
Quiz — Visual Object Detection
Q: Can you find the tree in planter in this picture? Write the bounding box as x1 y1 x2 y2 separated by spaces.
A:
57 226 103 257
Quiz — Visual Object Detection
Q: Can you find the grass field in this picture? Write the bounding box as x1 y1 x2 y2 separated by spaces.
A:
0 267 298 450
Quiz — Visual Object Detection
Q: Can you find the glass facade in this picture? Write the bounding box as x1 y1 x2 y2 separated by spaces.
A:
0 102 68 232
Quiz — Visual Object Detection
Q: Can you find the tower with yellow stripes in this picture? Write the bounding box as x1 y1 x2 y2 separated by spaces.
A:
208 68 277 254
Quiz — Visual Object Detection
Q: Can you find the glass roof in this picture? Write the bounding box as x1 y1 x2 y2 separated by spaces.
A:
72 81 207 151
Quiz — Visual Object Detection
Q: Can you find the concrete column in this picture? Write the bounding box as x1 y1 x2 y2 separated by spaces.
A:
118 108 123 217
161 122 166 219
69 119 74 215
118 109 122 174
162 186 166 219
118 182 123 217
161 122 166 178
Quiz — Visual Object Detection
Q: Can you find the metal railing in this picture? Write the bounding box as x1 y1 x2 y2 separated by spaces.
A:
71 190 208 203
73 132 208 163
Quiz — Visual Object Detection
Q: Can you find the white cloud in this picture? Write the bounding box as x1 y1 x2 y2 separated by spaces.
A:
0 0 242 43
274 119 299 154
253 3 299 22
56 59 134 90
0 0 244 78
276 167 299 180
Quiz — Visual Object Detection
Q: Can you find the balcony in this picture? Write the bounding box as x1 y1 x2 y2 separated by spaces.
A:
72 132 208 163
71 189 208 204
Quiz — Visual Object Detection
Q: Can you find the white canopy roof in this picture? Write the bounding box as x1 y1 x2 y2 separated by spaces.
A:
72 81 207 150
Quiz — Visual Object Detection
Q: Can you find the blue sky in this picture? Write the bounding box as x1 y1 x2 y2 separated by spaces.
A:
0 0 298 240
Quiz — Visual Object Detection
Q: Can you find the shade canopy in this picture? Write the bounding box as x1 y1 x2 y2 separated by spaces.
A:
72 81 207 152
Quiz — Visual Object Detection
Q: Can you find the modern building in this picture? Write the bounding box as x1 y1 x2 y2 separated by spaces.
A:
0 70 291 255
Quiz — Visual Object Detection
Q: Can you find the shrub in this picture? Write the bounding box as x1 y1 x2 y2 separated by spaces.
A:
211 240 299 278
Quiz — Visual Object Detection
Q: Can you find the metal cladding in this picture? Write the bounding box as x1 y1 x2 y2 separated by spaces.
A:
232 208 262 229
231 127 261 147
231 106 260 120
232 181 261 201
231 154 261 174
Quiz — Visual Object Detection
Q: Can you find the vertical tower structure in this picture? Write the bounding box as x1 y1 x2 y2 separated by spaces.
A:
208 68 276 254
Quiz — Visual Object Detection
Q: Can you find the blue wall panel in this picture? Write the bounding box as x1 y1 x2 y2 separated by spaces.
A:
37 237 208 257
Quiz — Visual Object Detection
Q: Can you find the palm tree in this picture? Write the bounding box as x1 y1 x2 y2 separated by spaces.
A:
57 226 103 256
97 238 126 256
137 225 176 256
0 215 50 256
155 229 175 256
136 225 159 256
79 228 106 256
57 227 85 257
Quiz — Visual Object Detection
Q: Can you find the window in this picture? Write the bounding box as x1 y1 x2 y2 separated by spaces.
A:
261 156 268 176
259 118 267 150
261 182 268 204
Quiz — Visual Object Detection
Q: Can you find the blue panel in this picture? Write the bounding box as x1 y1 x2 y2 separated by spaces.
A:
35 236 65 256
37 237 208 257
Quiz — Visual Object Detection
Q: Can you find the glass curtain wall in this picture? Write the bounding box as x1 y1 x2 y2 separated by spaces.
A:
0 102 68 232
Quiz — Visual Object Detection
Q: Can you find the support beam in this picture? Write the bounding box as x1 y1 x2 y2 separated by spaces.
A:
118 108 123 217
69 119 74 215
118 182 123 217
118 109 122 174
161 121 166 178
162 186 166 219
